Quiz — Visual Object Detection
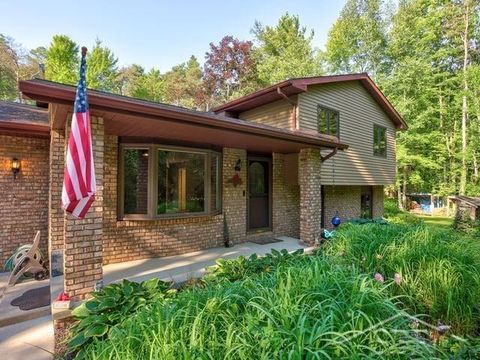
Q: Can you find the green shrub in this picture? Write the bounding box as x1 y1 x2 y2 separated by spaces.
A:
69 278 176 357
205 248 304 283
324 223 480 334
79 256 441 359
384 197 402 217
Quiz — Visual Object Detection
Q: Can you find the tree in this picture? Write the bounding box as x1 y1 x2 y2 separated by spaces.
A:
45 34 79 84
0 35 20 100
163 56 204 109
135 68 164 102
114 64 145 97
86 39 118 91
204 35 259 105
252 13 321 85
324 0 388 79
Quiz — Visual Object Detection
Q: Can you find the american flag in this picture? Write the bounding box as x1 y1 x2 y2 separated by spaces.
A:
62 47 96 219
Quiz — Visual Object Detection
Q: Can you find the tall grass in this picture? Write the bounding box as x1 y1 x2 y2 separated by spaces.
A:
79 256 439 359
324 223 480 335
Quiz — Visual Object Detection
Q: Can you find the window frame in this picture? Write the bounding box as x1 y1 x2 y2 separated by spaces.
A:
118 143 222 220
373 124 387 157
317 105 340 138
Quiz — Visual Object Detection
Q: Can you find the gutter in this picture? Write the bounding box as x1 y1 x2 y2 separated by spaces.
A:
19 80 349 150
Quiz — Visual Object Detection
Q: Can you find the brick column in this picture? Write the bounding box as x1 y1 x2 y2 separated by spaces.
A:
63 116 104 300
298 148 322 244
272 153 300 238
49 129 66 252
222 148 247 245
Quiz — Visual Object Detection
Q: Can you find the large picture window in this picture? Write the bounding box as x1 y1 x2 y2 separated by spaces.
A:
317 105 339 137
121 145 221 219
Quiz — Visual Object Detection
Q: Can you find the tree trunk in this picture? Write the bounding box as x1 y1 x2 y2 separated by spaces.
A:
459 1 470 195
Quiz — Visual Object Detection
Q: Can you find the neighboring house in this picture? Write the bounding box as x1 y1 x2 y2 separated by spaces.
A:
0 73 406 299
448 195 480 221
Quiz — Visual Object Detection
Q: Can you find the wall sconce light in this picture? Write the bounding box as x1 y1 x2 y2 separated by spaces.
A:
234 159 242 172
12 158 20 179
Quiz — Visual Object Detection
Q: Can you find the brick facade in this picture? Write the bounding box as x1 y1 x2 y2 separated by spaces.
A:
102 135 224 264
0 135 49 266
372 186 384 218
272 153 300 238
323 185 385 228
60 116 104 299
298 148 322 244
222 148 247 244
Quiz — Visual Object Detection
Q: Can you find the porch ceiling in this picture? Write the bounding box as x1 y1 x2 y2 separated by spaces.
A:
19 79 348 154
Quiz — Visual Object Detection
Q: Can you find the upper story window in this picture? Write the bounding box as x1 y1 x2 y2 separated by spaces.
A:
317 105 339 137
121 144 221 219
373 124 387 157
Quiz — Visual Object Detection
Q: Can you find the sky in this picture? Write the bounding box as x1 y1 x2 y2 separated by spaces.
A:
1 1 346 71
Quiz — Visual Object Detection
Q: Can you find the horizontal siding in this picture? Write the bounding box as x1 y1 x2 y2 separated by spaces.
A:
239 99 294 130
298 82 396 185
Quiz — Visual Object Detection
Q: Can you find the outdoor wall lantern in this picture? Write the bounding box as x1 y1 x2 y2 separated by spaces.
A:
11 158 20 179
234 159 242 172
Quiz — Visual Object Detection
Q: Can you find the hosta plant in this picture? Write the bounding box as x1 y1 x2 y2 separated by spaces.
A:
68 278 175 357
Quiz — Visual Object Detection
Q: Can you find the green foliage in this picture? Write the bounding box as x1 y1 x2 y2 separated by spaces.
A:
75 255 441 359
324 0 388 78
346 217 389 225
162 55 204 109
86 39 118 92
453 208 479 236
252 13 322 84
205 248 304 282
68 278 176 357
324 223 480 334
45 34 79 84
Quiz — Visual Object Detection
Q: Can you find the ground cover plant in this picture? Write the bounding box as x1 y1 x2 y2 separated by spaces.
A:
72 255 442 359
68 204 480 359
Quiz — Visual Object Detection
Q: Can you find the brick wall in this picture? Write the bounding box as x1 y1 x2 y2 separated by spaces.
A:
62 116 104 299
372 186 384 218
323 185 361 228
49 129 66 252
298 148 322 244
272 153 300 238
323 185 385 228
222 148 247 244
0 135 49 266
102 135 224 264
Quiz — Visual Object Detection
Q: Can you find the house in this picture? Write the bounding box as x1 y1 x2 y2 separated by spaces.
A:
0 73 406 299
448 195 480 221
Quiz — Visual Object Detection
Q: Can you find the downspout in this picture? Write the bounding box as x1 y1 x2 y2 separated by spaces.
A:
321 147 337 162
277 87 298 130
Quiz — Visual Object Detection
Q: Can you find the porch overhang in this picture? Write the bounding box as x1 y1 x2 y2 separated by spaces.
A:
19 79 348 153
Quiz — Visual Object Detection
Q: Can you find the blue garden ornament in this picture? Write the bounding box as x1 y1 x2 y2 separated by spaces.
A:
331 212 341 228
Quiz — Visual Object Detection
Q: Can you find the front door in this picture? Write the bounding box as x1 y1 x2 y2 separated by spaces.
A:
248 158 271 230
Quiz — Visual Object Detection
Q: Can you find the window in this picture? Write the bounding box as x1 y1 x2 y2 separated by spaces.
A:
373 125 387 157
317 106 339 137
121 145 221 219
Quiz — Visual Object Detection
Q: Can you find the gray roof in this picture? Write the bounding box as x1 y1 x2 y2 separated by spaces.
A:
450 196 480 208
0 101 48 126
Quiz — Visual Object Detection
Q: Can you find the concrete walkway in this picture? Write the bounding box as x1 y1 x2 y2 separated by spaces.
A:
104 236 310 285
0 315 53 360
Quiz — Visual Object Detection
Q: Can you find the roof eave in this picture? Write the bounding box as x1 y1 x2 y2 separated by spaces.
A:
19 80 348 151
